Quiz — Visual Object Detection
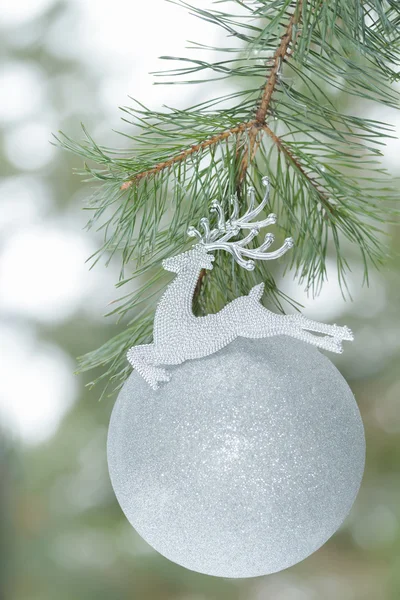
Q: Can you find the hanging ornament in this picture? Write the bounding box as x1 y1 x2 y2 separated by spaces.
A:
107 178 365 578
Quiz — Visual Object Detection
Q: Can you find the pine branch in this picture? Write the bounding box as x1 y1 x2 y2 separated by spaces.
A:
121 121 255 189
57 0 400 393
262 123 333 213
120 0 303 190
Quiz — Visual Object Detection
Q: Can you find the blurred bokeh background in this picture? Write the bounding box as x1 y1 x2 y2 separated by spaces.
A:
1 1 400 599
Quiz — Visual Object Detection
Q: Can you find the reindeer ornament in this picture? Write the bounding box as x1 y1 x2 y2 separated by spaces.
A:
127 178 353 389
109 177 365 578
110 178 364 578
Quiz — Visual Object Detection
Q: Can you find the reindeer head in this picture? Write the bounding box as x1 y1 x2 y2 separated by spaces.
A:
162 245 215 273
186 177 294 271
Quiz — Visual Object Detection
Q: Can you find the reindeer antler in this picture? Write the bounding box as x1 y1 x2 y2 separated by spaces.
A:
187 177 294 271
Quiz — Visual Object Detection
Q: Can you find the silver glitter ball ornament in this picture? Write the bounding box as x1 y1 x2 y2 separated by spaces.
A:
108 336 365 578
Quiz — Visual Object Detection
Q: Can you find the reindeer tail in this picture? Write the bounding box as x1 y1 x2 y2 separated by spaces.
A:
248 283 264 302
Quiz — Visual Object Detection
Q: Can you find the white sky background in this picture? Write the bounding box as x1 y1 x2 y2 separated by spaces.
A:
0 0 398 445
0 0 222 445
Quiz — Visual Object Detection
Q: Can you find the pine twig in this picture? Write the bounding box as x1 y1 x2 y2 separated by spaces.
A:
121 121 255 189
120 0 303 191
262 123 334 215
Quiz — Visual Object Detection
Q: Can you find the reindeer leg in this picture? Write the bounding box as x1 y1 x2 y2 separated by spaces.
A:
127 344 171 390
284 327 344 353
288 314 353 342
237 306 341 352
269 314 348 352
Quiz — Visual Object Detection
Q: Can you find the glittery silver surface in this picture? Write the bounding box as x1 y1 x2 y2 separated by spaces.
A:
108 336 365 578
127 180 353 390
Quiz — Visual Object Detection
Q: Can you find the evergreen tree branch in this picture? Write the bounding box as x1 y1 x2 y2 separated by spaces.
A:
57 0 400 393
121 0 303 190
121 121 255 189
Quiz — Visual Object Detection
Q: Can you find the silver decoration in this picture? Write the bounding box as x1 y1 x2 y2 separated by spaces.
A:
108 336 366 578
127 178 353 389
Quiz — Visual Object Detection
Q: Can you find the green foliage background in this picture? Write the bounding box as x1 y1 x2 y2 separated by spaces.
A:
1 2 400 600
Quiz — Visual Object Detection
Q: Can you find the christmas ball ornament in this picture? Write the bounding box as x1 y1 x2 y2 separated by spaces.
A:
108 336 365 578
108 179 365 577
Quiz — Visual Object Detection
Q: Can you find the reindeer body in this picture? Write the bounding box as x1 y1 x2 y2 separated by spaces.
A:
153 253 251 361
127 180 353 389
127 246 352 389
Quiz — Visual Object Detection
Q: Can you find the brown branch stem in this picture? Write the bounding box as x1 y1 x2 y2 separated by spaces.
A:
238 0 303 183
121 121 256 190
